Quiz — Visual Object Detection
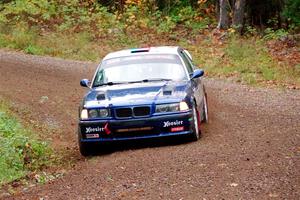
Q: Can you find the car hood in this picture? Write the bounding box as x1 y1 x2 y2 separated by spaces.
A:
83 81 190 108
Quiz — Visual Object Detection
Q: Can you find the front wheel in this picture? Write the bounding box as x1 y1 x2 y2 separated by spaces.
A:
78 131 93 156
79 140 93 157
189 104 201 141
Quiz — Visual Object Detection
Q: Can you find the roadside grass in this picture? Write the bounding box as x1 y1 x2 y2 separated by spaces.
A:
0 101 53 185
0 24 141 61
189 36 300 87
0 23 299 88
226 38 299 86
0 25 100 60
204 38 277 84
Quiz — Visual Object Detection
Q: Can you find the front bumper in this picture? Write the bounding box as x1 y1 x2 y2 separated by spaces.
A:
78 111 193 142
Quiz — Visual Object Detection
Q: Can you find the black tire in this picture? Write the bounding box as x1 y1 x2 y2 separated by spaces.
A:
201 93 208 123
189 104 201 141
79 140 93 157
78 131 93 157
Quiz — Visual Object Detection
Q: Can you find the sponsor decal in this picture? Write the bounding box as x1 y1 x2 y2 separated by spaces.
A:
86 127 104 133
86 134 99 139
163 120 183 128
85 123 111 135
171 126 184 132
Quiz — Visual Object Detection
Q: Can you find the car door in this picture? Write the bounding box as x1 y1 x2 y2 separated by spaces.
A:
180 50 204 111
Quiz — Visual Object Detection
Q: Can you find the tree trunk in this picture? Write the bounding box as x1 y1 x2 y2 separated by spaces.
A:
216 0 220 19
217 0 230 29
232 0 246 33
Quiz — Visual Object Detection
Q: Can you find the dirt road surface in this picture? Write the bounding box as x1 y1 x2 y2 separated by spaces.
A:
0 50 299 200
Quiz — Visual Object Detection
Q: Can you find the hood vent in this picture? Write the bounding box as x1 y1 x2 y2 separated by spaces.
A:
96 93 106 101
163 90 172 95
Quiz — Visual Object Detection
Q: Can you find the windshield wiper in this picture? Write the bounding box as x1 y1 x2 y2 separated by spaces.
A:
93 82 128 87
144 78 172 82
94 78 172 87
130 78 172 83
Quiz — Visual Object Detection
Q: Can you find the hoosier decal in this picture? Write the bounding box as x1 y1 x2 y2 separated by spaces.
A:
85 127 104 133
163 120 183 127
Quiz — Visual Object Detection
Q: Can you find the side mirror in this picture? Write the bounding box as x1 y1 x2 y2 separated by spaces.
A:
80 79 90 87
191 69 204 79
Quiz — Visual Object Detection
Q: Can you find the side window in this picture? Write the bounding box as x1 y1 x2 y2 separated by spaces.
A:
184 51 196 70
180 51 193 74
93 69 105 86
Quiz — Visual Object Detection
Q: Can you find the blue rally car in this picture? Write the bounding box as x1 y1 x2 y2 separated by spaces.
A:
78 46 208 156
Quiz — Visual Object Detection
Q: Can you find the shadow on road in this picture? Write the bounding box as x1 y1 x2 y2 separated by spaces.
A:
87 135 193 156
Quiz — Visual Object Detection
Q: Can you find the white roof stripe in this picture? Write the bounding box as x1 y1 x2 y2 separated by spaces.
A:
103 46 180 60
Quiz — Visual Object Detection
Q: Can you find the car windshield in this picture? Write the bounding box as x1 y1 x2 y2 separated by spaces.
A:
92 54 187 87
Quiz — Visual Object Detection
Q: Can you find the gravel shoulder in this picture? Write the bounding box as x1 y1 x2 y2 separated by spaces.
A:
0 50 299 199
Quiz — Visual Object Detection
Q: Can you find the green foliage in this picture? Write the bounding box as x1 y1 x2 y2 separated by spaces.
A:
156 16 176 33
170 6 196 24
0 0 119 35
24 44 44 55
283 0 300 26
0 0 57 25
0 0 212 37
244 26 259 37
0 103 52 185
263 28 289 40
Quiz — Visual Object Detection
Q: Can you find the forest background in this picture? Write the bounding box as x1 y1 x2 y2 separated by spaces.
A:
0 0 299 87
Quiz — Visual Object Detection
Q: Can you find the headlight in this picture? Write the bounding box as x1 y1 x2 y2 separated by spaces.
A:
179 102 189 111
155 103 179 113
98 109 109 117
88 109 98 118
81 108 109 119
81 109 88 119
155 102 190 113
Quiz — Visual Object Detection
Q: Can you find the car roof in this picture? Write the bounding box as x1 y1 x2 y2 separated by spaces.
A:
103 46 181 60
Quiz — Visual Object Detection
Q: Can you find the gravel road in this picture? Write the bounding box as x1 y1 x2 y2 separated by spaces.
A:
0 50 299 200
